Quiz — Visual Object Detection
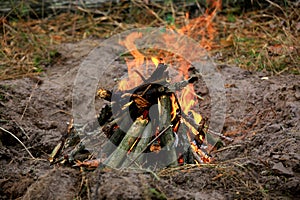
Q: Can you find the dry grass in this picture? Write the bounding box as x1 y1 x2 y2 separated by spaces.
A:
158 160 270 198
0 1 299 80
213 0 299 74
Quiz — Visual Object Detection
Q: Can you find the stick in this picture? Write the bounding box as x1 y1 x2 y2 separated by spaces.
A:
121 121 153 168
48 141 63 163
0 126 35 159
177 123 195 164
190 147 203 164
123 124 173 169
133 122 152 161
179 120 210 164
104 116 148 168
163 76 199 93
181 112 233 142
101 113 133 156
158 95 178 167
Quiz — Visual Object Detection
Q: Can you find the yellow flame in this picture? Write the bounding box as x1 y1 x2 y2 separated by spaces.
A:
170 94 179 121
151 57 159 67
190 110 202 124
180 84 196 114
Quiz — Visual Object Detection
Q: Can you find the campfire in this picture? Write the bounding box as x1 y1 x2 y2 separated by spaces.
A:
96 60 212 169
48 53 231 170
48 0 231 170
49 61 214 170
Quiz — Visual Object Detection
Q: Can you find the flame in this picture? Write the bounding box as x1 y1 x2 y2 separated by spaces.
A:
191 110 202 124
118 34 162 91
178 0 222 50
180 84 196 114
190 142 212 163
118 32 145 90
151 57 160 67
170 93 179 121
173 121 180 133
129 138 139 153
116 1 222 163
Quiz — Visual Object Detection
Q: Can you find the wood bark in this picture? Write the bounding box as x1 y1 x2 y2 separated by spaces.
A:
177 122 195 164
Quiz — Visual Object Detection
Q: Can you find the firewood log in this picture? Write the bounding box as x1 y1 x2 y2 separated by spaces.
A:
101 114 133 156
104 116 148 168
158 95 178 167
121 122 153 168
178 123 195 164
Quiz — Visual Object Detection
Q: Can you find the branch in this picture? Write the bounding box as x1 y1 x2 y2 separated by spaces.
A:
181 112 233 142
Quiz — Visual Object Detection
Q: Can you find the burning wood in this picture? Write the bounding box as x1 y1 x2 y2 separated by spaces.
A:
104 116 148 168
49 61 230 170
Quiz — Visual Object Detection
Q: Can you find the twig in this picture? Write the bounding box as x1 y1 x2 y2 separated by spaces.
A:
191 149 203 164
181 112 233 142
265 0 286 17
207 129 234 142
132 0 166 25
0 126 35 159
213 144 242 153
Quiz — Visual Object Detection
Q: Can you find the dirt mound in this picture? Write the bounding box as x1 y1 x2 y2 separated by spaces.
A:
0 40 299 199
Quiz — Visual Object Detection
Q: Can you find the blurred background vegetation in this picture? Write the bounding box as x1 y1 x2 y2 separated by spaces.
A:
0 0 299 80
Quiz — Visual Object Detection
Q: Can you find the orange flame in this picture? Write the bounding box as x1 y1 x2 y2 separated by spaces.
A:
170 93 179 121
178 0 222 50
180 84 196 115
190 142 212 163
191 110 202 124
118 32 145 90
117 1 222 163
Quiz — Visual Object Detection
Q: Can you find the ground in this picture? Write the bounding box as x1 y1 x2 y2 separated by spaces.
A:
0 39 299 200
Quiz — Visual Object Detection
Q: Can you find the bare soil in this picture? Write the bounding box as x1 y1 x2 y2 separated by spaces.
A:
0 40 299 200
